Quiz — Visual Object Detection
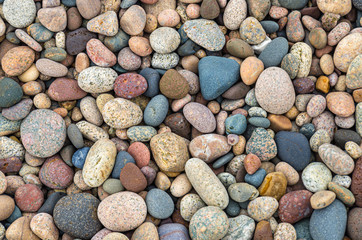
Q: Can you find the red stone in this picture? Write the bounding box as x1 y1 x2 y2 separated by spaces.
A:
86 39 117 67
278 190 313 224
39 155 74 189
127 142 150 168
15 184 44 212
244 153 261 174
351 157 362 207
120 162 147 193
48 78 87 101
114 73 148 99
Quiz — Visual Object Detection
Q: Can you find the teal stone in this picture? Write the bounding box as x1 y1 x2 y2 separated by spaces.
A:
258 37 289 68
126 126 157 142
189 206 229 240
0 114 21 136
28 23 54 42
62 0 76 6
43 47 67 62
239 200 250 209
213 153 234 169
6 206 21 223
178 24 189 44
177 39 201 57
279 0 308 9
248 117 270 128
104 30 129 52
294 219 312 240
6 32 20 44
0 78 23 108
299 123 315 139
225 114 247 135
260 21 279 34
121 0 137 8
226 199 241 217
144 94 169 127
246 128 277 161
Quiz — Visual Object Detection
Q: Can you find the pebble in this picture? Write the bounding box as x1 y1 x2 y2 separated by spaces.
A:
258 37 288 68
39 155 74 189
2 46 35 77
87 11 118 36
333 33 362 72
279 0 308 9
346 54 362 89
222 215 255 240
347 207 362 240
170 173 192 197
144 95 169 126
287 11 305 42
246 128 277 161
146 188 174 219
317 0 352 16
247 196 279 221
160 69 189 99
183 102 216 133
120 162 147 192
0 195 15 221
318 143 355 175
228 182 258 202
310 199 347 240
120 5 146 35
240 17 266 45
223 0 247 30
15 183 44 212
54 193 102 239
302 162 332 192
20 109 66 158
326 92 355 117
150 27 180 54
158 223 190 239
30 213 59 240
82 139 116 187
97 191 147 231
290 42 313 78
278 190 313 223
189 206 229 240
3 0 36 28
38 6 67 32
86 39 117 67
185 158 229 209
274 223 297 240
66 28 97 55
254 220 273 240
36 59 68 77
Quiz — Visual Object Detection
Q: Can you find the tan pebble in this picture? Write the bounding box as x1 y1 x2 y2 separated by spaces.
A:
155 172 171 191
353 89 362 103
18 64 39 82
104 232 129 240
120 5 146 36
240 56 264 85
75 53 90 73
30 213 59 240
22 81 42 96
260 162 275 174
116 129 128 140
207 101 221 114
345 141 362 159
144 14 158 33
170 173 192 197
320 54 334 75
53 108 68 118
295 112 312 127
0 171 7 194
335 75 346 92
158 9 180 27
195 49 206 58
310 190 336 209
285 106 299 120
6 216 39 240
181 55 199 73
232 135 246 155
129 37 153 57
186 4 200 19
33 93 51 109
275 162 299 185
267 114 292 132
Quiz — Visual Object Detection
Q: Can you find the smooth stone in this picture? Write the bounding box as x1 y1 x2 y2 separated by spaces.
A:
248 117 270 128
198 56 240 100
346 54 362 90
97 191 146 231
247 0 271 21
333 33 362 72
65 28 97 55
67 123 84 148
150 27 180 54
254 220 273 240
281 53 300 79
185 158 229 209
144 95 169 127
258 37 288 68
278 190 313 224
183 102 216 133
104 30 129 52
86 39 117 67
189 134 231 163
290 42 313 78
223 0 247 30
140 68 160 98
20 109 66 158
120 5 146 35
111 151 135 178
245 168 267 188
132 222 158 240
5 216 40 240
39 155 74 189
0 195 15 221
286 11 305 43
76 0 101 19
127 126 157 142
279 0 308 9
239 17 266 45
189 206 229 240
246 128 277 161
159 69 189 99
317 0 352 16
72 147 90 169
275 131 311 171
247 196 279 221
158 223 190 239
328 182 355 207
228 182 259 203
54 193 102 239
178 40 201 57
258 172 287 200
318 143 355 175
302 162 332 192
225 199 241 217
332 175 352 189
326 92 355 117
225 114 247 134
274 223 297 240
294 219 312 240
38 6 67 32
48 78 87 102
3 0 36 28
146 188 174 219
150 132 189 175
334 129 361 149
226 39 254 59
43 47 67 62
1 46 35 77
0 78 23 108
261 21 279 34
28 23 54 43
30 213 59 240
103 178 124 194
222 215 255 240
0 113 21 136
213 153 234 169
151 52 179 70
82 139 116 187
309 199 347 240
310 190 336 210
255 67 295 114
38 192 66 215
183 19 225 51
87 11 118 36
347 207 362 240
0 137 25 160
36 59 68 77
200 0 220 19
119 162 147 192
78 66 117 93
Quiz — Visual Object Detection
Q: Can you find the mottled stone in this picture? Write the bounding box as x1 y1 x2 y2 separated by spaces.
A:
247 197 279 221
302 162 332 192
278 190 312 223
246 128 277 161
318 143 355 175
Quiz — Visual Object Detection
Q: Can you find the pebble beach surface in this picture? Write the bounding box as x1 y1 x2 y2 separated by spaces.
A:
0 0 361 239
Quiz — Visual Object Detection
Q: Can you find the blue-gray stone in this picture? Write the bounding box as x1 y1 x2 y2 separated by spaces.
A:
279 0 308 9
226 199 241 217
294 218 312 240
179 25 189 44
67 124 84 149
198 56 240 100
104 30 129 52
334 129 361 149
244 168 266 188
213 153 234 169
144 94 169 127
158 223 190 239
28 23 54 43
61 0 76 7
38 192 67 215
225 114 247 135
310 199 347 240
275 131 311 171
354 0 362 11
111 151 135 178
146 188 174 219
260 21 279 34
248 117 270 128
120 0 138 8
239 200 250 209
72 147 90 169
0 78 23 108
0 113 21 135
177 39 201 57
258 37 289 68
6 32 20 44
299 123 315 139
6 206 21 223
112 63 128 73
140 68 161 98
155 69 167 75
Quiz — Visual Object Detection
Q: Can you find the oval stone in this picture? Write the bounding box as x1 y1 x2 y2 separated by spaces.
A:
39 155 74 189
82 139 117 187
278 190 313 224
247 197 279 221
78 66 118 93
0 78 23 108
48 78 87 101
21 109 66 158
183 102 216 133
86 39 117 67
1 46 35 76
333 33 362 72
185 158 229 209
114 73 148 99
318 143 355 175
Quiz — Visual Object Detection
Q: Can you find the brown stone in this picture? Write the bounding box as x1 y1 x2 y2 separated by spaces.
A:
120 162 147 193
120 5 147 35
351 157 362 207
48 78 87 101
67 7 83 31
76 0 101 19
38 6 67 32
267 114 292 132
0 195 15 221
6 216 40 240
0 157 22 173
160 69 190 99
244 153 261 175
326 92 355 117
164 113 191 138
254 220 273 240
347 207 362 240
353 89 362 103
258 172 287 200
